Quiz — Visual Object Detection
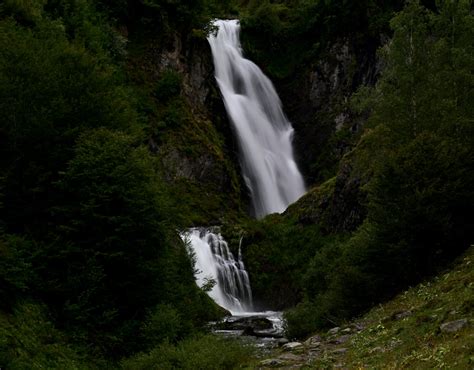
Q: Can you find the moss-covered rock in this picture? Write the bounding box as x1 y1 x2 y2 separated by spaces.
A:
126 29 248 225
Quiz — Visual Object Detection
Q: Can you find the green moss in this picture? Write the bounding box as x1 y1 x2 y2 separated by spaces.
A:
284 177 337 232
125 35 246 226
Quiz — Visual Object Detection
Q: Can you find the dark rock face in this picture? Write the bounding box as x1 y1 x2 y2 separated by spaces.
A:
128 32 248 222
286 160 368 234
328 161 368 233
275 37 381 184
277 37 383 233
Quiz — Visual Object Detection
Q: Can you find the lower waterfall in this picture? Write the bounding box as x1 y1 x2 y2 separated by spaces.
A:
181 228 253 314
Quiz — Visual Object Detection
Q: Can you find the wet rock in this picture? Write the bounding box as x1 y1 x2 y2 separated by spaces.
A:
277 338 290 346
241 326 255 336
241 326 284 339
282 342 303 351
440 319 468 333
304 335 322 346
217 317 273 331
260 358 285 367
341 327 352 334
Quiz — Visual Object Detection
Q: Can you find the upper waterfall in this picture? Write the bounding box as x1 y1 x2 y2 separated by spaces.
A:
208 19 306 218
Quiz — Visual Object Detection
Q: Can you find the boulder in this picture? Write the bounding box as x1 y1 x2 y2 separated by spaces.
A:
327 327 341 336
304 335 322 346
393 310 413 320
440 319 468 333
329 334 351 345
332 348 348 355
260 359 285 367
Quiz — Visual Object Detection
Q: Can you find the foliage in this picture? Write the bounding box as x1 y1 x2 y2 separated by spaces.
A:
38 129 172 353
1 0 473 366
0 235 33 310
239 0 404 78
282 0 474 338
309 247 474 368
0 18 138 237
0 302 86 369
0 0 230 364
242 214 341 309
122 334 253 370
154 69 182 101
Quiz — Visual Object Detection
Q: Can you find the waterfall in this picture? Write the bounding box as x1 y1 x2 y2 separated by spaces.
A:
183 20 306 315
208 19 306 218
181 228 253 314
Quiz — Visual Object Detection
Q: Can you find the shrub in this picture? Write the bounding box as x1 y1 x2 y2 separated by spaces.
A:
122 334 252 370
155 70 182 101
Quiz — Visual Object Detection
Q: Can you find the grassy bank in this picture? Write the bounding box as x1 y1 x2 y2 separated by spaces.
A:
259 246 474 368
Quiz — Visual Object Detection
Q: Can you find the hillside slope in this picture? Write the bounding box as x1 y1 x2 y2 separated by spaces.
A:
259 246 474 369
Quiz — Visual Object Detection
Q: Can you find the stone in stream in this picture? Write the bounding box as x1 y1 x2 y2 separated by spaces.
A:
216 317 273 331
241 326 284 338
440 319 468 333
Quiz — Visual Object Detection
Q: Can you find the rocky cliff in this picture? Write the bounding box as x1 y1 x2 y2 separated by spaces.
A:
127 30 249 224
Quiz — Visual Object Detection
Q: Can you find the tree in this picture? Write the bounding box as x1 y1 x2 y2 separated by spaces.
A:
0 19 137 236
32 129 173 354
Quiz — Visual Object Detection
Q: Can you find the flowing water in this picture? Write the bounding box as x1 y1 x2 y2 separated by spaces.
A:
181 228 284 340
208 19 306 219
182 19 307 339
181 228 252 314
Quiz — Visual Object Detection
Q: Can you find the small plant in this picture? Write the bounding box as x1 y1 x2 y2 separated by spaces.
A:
154 70 182 101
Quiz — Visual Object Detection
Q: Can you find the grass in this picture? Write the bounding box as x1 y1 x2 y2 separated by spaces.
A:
308 247 474 369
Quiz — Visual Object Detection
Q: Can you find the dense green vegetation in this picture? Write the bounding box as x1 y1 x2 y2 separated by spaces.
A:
0 0 243 367
0 0 472 367
239 0 404 79
239 0 474 339
259 246 474 368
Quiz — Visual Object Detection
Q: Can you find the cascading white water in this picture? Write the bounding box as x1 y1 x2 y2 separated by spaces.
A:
182 20 306 321
208 19 306 218
181 228 253 314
